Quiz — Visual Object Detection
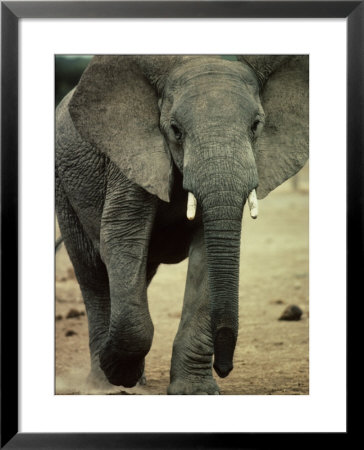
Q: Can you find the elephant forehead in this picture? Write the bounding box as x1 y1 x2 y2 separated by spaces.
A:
168 57 259 92
173 86 257 119
170 80 260 124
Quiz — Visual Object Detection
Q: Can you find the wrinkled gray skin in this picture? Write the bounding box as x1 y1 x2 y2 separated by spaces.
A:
56 55 308 394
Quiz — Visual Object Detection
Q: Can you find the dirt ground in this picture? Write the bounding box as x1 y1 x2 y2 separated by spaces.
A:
55 171 309 395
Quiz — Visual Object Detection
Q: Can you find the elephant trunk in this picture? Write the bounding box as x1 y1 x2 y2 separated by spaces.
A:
202 191 244 377
184 148 257 378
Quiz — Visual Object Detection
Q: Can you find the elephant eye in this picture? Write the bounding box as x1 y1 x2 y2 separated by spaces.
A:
251 119 264 137
171 123 183 142
251 120 260 133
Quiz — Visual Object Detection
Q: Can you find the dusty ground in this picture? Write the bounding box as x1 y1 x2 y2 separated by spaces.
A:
55 173 309 395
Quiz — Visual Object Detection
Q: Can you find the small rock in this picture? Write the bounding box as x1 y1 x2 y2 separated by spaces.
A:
55 275 67 282
55 315 63 321
279 305 303 321
271 299 285 305
66 309 85 319
65 330 77 337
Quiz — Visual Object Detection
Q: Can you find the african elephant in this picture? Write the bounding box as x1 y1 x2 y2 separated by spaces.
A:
55 55 308 394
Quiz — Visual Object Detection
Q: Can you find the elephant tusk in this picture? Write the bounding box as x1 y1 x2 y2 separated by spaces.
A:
187 192 197 220
248 189 258 219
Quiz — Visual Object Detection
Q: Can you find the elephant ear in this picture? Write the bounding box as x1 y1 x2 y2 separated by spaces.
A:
68 55 174 202
239 55 309 199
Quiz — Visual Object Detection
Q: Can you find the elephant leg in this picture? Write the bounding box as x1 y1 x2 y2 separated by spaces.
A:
130 262 159 387
168 227 219 395
56 181 111 387
82 281 111 389
98 179 157 388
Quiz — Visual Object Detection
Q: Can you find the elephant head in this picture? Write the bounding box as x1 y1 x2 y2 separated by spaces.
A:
68 55 308 378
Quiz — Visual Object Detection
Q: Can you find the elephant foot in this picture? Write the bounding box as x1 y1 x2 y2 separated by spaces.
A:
99 340 145 388
86 364 146 391
167 377 220 395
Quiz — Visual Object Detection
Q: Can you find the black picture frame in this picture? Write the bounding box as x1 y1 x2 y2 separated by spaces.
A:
1 1 359 448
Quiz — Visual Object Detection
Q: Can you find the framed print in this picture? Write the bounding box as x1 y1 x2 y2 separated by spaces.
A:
1 0 359 447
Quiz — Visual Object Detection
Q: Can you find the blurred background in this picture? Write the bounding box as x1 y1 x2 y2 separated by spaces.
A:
55 55 92 105
55 55 309 395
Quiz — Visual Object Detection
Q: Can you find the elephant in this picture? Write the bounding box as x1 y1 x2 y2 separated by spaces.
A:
55 55 308 394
